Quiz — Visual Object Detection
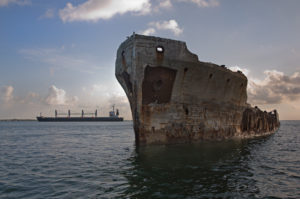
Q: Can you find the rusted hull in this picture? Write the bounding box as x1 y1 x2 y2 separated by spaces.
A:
115 34 280 145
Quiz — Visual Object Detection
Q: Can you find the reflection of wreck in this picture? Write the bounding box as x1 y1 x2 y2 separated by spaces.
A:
115 34 280 144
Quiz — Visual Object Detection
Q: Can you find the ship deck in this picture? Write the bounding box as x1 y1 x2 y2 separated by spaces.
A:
36 117 124 122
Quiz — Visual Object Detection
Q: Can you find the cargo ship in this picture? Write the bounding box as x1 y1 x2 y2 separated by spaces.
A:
37 105 123 122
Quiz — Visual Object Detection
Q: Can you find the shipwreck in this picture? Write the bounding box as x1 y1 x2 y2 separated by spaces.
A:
115 34 280 144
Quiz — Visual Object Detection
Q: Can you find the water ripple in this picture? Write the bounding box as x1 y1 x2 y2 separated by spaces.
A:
0 121 299 198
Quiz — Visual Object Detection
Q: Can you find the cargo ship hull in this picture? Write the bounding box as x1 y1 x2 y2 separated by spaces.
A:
37 117 123 122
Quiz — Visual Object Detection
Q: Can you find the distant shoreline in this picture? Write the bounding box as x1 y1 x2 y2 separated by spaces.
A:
0 119 37 122
0 119 133 122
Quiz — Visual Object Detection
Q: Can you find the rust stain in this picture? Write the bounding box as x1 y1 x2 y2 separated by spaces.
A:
115 34 280 145
156 51 164 65
142 66 177 105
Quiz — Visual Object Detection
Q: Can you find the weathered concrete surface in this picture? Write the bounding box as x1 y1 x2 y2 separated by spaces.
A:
115 34 280 144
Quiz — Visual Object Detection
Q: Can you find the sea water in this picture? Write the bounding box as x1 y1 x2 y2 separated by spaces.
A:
0 121 299 198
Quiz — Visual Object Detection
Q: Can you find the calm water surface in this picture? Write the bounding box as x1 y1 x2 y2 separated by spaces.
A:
0 121 299 198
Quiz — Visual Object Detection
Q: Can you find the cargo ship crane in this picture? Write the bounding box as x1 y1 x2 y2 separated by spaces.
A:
37 107 123 122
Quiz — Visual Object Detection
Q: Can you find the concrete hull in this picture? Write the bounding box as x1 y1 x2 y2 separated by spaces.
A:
115 34 280 144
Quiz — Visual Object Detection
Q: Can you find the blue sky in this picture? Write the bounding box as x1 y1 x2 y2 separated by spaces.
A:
0 0 300 119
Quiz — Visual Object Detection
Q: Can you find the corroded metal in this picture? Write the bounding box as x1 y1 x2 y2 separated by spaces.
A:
115 34 280 145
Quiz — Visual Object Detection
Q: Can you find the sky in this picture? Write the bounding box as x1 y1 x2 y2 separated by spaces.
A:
0 0 300 120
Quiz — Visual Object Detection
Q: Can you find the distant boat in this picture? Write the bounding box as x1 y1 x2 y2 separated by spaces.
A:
37 105 123 122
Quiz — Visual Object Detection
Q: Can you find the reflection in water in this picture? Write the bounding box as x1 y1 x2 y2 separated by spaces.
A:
121 138 271 198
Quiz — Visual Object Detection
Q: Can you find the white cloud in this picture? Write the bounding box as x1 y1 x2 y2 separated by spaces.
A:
158 0 172 9
248 70 300 105
22 92 40 105
57 0 220 23
80 83 131 119
82 83 125 98
59 0 151 22
229 66 250 76
150 20 183 35
40 8 55 19
142 28 156 36
0 0 30 7
45 85 78 106
0 85 43 106
83 84 110 97
178 0 219 7
0 85 132 119
0 85 81 119
107 94 130 118
0 85 14 102
227 67 300 105
141 19 183 36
